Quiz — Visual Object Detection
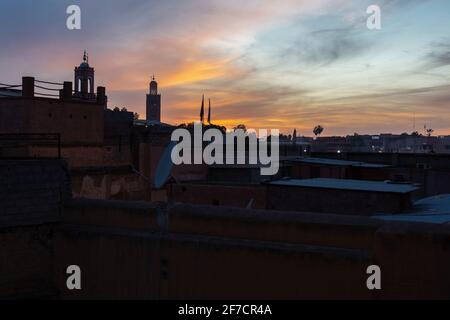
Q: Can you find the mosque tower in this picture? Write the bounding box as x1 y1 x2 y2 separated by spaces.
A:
146 76 161 122
73 50 95 100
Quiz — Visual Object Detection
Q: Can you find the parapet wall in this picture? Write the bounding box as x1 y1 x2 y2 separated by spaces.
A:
57 199 450 299
55 223 370 299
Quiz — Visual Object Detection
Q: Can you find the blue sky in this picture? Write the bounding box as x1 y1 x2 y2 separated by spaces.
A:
1 0 449 135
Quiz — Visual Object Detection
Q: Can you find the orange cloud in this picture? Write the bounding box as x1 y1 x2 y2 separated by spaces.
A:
162 60 230 88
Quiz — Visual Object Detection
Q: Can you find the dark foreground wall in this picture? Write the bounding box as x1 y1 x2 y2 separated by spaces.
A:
55 224 369 299
0 225 55 299
0 159 70 299
55 200 450 300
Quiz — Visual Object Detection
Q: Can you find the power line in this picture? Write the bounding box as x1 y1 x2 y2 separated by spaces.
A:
35 84 61 92
35 79 64 86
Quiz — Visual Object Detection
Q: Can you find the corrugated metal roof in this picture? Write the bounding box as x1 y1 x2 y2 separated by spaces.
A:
288 157 389 168
268 178 419 193
376 214 450 224
375 194 450 224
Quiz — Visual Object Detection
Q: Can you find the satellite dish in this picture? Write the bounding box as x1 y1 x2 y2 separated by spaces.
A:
154 142 176 189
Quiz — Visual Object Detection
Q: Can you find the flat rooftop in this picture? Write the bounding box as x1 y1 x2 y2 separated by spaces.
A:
376 194 450 224
287 157 389 168
267 178 419 194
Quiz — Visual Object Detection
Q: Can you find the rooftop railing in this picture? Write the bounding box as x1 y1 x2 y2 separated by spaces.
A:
0 77 106 105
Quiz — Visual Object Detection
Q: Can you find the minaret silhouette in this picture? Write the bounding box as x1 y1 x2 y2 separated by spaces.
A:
74 50 95 100
146 75 161 122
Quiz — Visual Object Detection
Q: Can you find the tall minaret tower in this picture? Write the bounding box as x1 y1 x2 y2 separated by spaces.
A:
74 50 95 100
146 76 161 122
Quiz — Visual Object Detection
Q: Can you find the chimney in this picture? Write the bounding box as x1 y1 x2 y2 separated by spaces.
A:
22 77 35 98
60 81 73 101
96 86 106 106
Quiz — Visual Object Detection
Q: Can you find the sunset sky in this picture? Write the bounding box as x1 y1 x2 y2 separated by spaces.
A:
1 0 450 135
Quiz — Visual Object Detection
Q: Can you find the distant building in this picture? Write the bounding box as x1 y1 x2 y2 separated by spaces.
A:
146 76 161 122
170 177 419 215
0 52 138 172
266 178 419 215
310 133 450 154
73 51 96 101
286 157 390 181
0 53 108 166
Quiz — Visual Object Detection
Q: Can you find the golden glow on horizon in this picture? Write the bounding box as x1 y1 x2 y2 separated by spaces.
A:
162 60 230 88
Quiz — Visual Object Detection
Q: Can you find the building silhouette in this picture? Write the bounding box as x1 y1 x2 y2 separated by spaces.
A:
73 51 96 101
146 76 161 122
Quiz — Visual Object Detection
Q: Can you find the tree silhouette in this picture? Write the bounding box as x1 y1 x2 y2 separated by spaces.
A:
313 125 324 137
